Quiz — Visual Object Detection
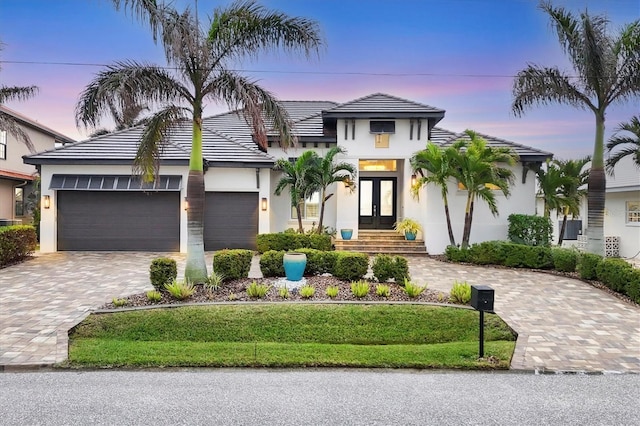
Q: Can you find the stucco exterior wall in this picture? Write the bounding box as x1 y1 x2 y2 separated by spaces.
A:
603 191 640 259
424 164 535 254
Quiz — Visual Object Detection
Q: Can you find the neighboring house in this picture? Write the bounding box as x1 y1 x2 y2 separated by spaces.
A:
24 93 552 254
539 156 639 259
0 106 75 224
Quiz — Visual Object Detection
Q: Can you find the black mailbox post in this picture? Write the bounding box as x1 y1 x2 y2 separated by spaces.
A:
471 285 494 312
470 285 495 358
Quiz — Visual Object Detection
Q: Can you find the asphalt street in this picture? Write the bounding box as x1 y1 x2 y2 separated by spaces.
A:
1 370 638 425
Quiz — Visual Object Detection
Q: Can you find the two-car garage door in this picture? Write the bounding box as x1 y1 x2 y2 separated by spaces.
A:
57 191 257 251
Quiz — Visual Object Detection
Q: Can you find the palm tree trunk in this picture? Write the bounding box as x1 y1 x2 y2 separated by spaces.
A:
461 193 473 249
586 113 606 256
185 115 208 283
317 188 327 234
558 214 567 246
296 201 304 233
443 195 456 246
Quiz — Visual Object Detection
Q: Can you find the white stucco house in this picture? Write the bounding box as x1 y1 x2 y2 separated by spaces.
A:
1 106 75 225
24 93 552 254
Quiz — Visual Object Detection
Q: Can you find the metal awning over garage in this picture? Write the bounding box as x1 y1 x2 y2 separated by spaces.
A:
49 175 182 191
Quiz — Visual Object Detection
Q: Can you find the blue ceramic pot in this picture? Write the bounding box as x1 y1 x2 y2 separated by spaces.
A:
340 229 353 240
405 231 417 241
283 252 307 281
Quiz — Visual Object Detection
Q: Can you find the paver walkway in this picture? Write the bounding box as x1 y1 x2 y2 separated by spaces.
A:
1 252 638 372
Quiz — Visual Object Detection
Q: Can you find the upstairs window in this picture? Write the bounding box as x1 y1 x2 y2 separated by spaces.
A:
0 131 6 160
369 121 395 134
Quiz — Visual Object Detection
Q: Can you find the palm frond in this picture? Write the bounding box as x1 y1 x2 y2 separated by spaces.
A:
75 61 185 129
133 105 189 182
208 0 323 66
0 86 38 104
512 65 594 116
0 111 35 152
208 70 295 151
607 115 640 172
111 0 164 41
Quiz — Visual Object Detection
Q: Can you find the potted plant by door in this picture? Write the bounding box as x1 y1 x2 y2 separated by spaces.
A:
394 218 422 241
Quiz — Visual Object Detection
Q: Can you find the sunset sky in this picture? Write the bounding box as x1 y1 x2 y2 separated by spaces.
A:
1 0 638 159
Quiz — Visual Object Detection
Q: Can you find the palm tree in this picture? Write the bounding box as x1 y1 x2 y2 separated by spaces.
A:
606 116 640 172
451 131 518 249
0 41 38 152
536 161 565 218
311 147 357 234
410 142 458 246
273 151 320 233
555 157 590 245
512 1 640 256
77 1 322 282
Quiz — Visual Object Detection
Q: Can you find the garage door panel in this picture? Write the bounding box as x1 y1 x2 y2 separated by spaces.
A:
204 192 257 251
58 191 180 251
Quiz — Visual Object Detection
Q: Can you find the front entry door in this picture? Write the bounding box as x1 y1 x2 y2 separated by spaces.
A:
359 177 397 229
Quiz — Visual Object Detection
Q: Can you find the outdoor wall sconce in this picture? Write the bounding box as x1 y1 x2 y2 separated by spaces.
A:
261 197 268 211
43 195 51 209
411 174 417 188
184 197 189 211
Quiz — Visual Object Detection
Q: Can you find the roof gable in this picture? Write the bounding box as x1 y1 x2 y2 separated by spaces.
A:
0 106 76 145
322 93 445 119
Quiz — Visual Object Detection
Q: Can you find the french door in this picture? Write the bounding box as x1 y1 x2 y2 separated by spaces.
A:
358 177 397 229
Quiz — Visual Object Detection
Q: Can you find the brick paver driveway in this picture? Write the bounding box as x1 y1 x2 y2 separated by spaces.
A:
1 252 638 372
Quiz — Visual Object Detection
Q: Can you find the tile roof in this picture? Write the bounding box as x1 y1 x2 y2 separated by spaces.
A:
23 93 552 165
322 93 445 117
436 128 553 159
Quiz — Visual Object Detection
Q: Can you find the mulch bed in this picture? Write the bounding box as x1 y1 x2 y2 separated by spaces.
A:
101 276 456 309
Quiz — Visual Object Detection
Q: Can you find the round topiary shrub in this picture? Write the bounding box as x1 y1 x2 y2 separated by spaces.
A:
150 257 177 290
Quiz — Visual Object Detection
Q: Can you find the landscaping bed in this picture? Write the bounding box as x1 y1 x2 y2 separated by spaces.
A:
101 276 456 309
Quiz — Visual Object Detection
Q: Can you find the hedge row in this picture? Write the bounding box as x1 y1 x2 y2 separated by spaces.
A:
445 241 640 303
256 233 332 253
0 225 37 267
260 249 369 281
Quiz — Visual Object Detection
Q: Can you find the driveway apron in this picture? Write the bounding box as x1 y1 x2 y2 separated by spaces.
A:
1 252 638 372
409 257 640 373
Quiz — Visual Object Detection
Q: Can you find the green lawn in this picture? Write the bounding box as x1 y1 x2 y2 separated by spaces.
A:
68 304 516 369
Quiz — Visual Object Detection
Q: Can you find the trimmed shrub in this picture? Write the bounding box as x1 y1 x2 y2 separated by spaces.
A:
508 214 552 247
596 258 633 293
503 243 553 269
259 250 285 277
213 249 253 281
392 256 410 284
625 269 640 304
294 248 324 276
444 245 469 263
149 257 177 290
577 252 602 280
256 233 331 253
467 241 506 265
551 248 579 273
333 252 369 281
371 254 394 282
0 225 37 267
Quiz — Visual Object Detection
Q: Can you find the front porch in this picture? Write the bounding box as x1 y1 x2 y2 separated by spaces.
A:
334 230 427 255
